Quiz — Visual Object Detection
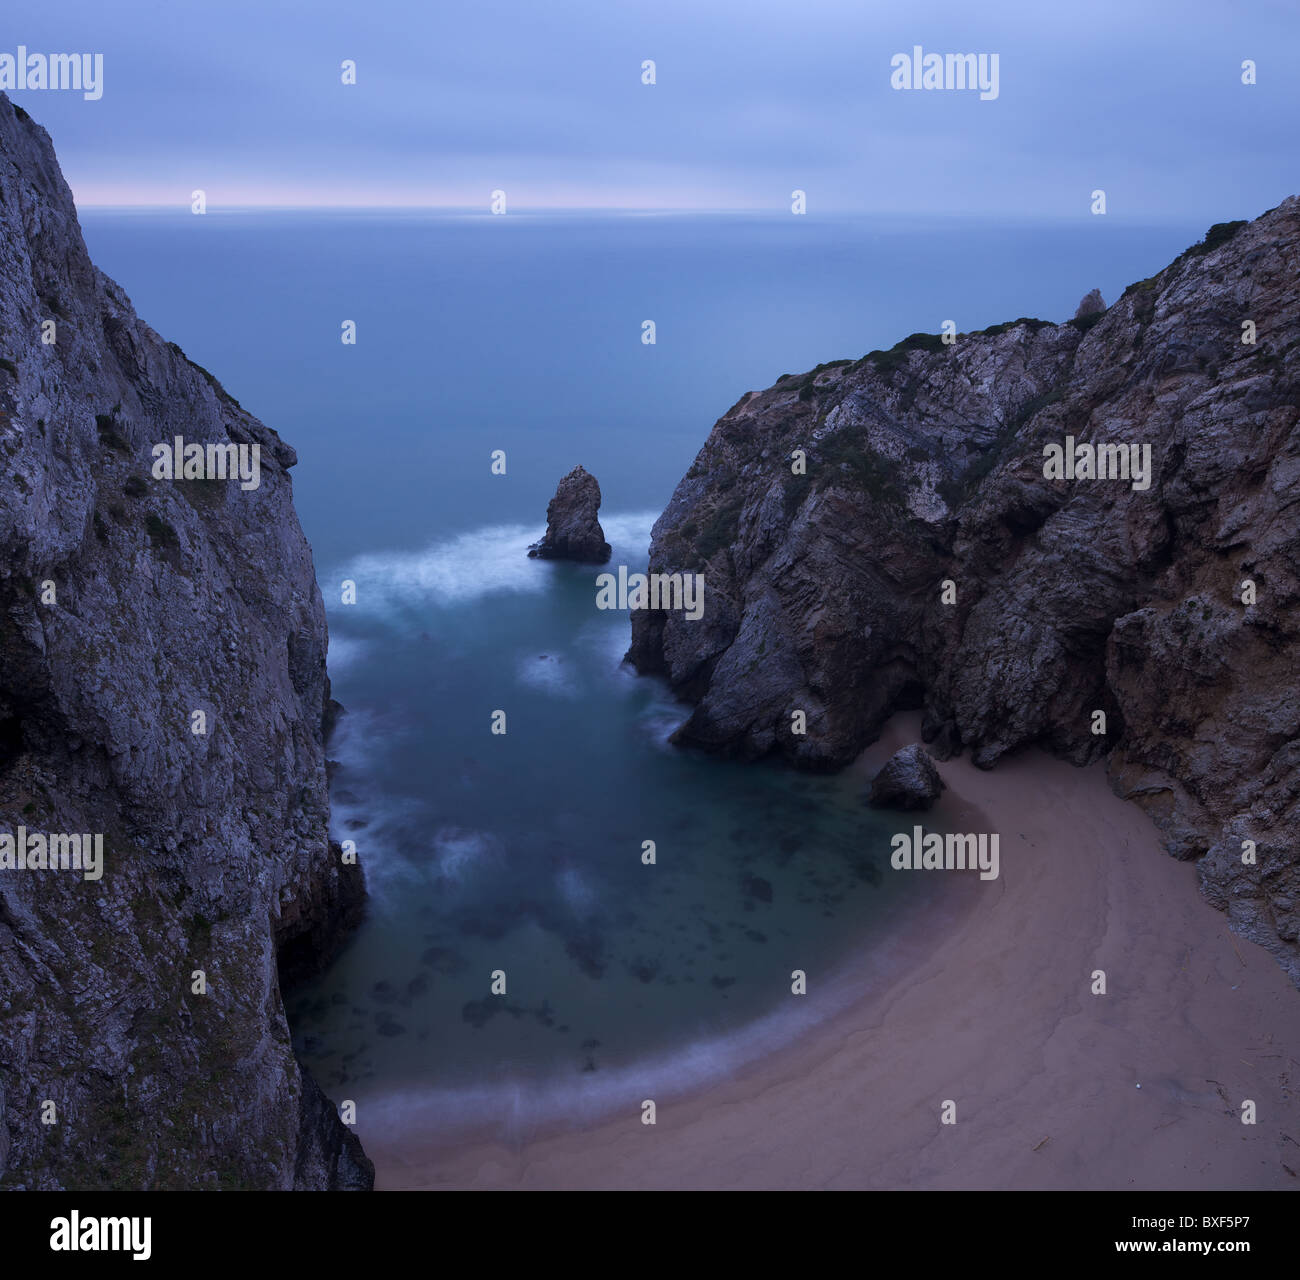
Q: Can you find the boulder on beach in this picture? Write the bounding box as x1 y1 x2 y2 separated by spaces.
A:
867 743 945 811
527 465 611 563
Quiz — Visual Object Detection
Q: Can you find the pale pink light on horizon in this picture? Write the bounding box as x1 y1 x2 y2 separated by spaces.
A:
69 177 768 212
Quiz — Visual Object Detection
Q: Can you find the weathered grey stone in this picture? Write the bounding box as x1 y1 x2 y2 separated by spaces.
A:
868 744 945 810
1074 288 1107 318
528 466 611 563
629 203 1300 984
0 94 371 1188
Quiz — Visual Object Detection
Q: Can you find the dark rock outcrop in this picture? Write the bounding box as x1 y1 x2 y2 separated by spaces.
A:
628 204 1300 983
528 466 611 563
0 95 370 1187
294 1067 374 1190
868 744 945 810
1074 288 1107 318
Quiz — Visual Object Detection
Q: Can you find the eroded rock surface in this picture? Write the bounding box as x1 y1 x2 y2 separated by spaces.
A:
0 95 370 1188
528 465 611 563
868 744 945 811
629 203 1300 982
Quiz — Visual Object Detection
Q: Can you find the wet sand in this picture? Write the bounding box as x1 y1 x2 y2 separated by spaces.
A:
365 715 1300 1190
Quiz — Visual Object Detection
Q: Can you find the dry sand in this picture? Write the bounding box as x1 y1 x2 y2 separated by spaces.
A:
367 714 1300 1190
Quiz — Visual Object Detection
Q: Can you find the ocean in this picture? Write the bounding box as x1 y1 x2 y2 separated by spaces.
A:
80 207 1205 1138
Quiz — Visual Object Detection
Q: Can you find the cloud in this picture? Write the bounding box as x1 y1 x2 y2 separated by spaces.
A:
10 0 1299 216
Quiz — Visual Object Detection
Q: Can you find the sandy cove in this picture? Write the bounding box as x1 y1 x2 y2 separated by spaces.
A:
367 713 1300 1190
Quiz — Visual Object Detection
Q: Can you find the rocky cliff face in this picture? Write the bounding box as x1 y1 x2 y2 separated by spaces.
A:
0 96 371 1187
629 200 1300 983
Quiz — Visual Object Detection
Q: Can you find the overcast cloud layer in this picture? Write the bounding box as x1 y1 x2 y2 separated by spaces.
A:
6 0 1298 218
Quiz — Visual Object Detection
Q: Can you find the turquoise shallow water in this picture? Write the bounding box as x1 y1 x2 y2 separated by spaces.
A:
289 509 928 1111
76 207 1205 1132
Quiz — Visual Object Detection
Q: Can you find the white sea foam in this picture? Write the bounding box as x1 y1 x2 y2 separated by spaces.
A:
556 865 597 910
517 652 579 698
326 630 366 672
336 523 546 616
599 510 657 564
326 703 413 775
578 616 635 676
328 791 425 905
325 708 430 904
329 511 658 622
433 826 500 880
638 689 690 749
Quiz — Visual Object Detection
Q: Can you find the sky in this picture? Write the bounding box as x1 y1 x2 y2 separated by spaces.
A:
4 0 1298 218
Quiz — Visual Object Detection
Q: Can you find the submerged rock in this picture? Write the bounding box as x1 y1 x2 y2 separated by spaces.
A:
868 744 945 811
461 998 499 1028
419 945 468 974
528 465 612 563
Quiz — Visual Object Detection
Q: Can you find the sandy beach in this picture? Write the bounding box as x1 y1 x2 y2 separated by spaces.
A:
366 715 1300 1190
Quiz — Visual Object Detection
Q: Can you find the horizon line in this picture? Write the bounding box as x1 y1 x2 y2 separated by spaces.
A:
74 201 1213 224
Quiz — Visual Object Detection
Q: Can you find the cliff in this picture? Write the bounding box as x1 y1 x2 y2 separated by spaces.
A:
0 96 371 1187
629 199 1300 983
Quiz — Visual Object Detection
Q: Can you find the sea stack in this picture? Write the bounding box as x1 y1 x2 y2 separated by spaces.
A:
528 465 612 563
